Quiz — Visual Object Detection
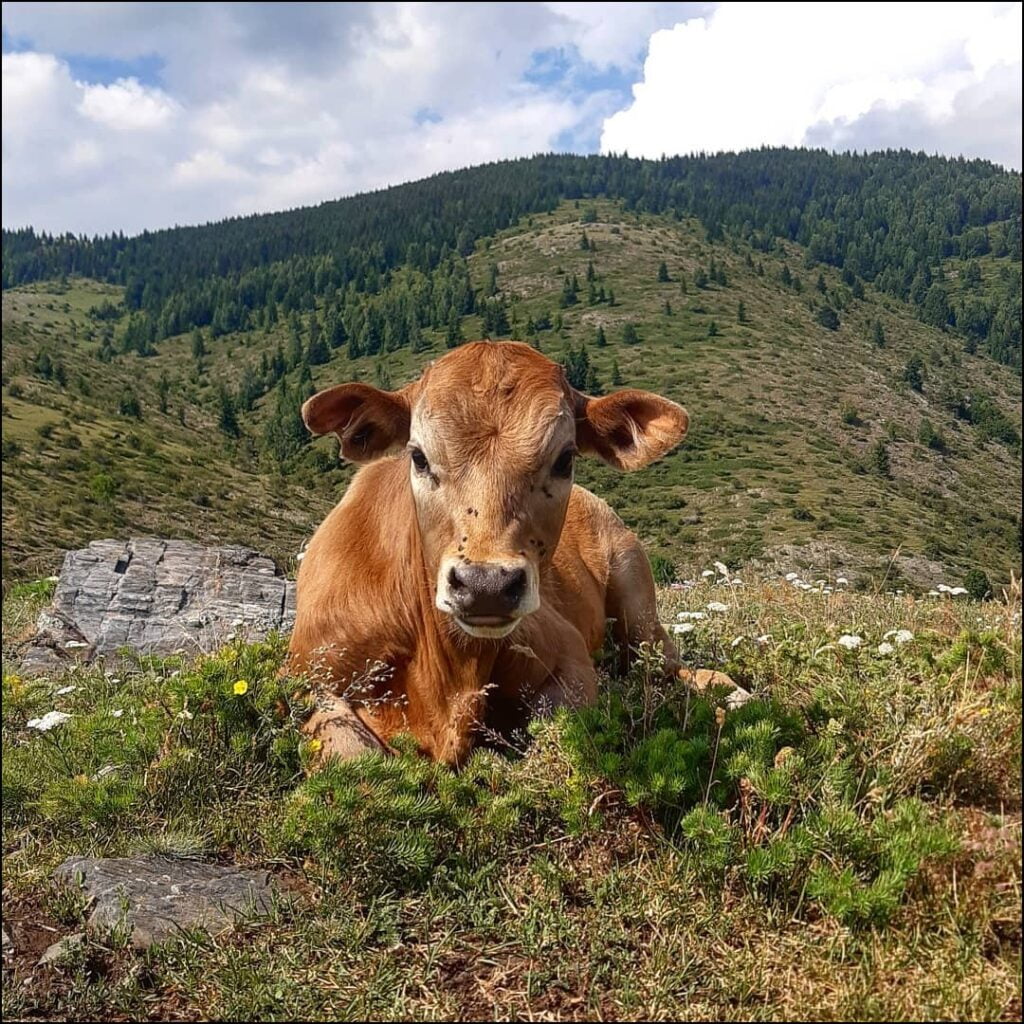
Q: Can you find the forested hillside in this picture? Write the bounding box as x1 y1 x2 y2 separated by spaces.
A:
4 150 1021 369
2 151 1021 588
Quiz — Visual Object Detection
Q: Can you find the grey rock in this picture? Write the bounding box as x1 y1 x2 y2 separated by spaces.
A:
20 538 295 673
54 855 276 950
38 932 84 966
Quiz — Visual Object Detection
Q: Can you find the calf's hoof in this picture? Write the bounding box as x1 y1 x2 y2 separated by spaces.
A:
724 686 753 709
304 698 386 764
677 667 752 709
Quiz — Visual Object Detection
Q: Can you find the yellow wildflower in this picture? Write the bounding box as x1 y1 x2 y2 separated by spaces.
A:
308 738 323 754
233 680 249 696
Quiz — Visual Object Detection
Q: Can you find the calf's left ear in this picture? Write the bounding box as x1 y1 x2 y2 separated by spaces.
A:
574 388 689 471
302 381 413 463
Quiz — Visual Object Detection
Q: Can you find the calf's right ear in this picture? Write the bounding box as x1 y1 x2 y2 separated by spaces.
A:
574 388 689 471
302 382 413 463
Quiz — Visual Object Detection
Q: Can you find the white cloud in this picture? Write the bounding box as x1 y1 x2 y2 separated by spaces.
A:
172 149 249 187
546 2 711 68
79 78 180 131
3 2 685 233
601 2 1022 170
2 51 189 231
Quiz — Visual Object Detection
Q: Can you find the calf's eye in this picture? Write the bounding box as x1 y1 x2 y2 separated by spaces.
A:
410 447 431 474
552 448 576 478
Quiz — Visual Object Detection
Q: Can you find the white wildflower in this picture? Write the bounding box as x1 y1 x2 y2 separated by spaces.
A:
110 709 124 718
877 641 895 656
927 590 940 597
950 586 968 596
672 623 696 635
756 634 771 644
837 634 863 650
785 572 799 581
676 611 706 620
295 551 305 562
893 629 914 645
27 711 72 732
707 601 729 613
836 576 849 585
714 561 729 577
730 577 745 586
731 636 745 648
55 685 77 696
937 583 952 593
799 582 814 591
701 569 715 578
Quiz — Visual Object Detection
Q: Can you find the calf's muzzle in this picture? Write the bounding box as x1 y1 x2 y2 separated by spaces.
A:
446 561 527 620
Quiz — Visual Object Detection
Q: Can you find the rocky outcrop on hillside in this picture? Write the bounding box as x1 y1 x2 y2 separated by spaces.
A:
19 538 295 675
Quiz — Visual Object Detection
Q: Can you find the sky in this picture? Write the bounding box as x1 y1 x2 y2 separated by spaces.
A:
2 2 1021 236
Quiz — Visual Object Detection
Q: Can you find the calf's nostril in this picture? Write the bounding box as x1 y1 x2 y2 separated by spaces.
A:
501 569 527 609
448 566 467 593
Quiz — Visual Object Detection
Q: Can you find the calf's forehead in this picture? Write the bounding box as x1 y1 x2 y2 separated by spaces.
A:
412 344 574 461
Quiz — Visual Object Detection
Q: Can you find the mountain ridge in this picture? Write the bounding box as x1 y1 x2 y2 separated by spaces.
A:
4 150 1021 370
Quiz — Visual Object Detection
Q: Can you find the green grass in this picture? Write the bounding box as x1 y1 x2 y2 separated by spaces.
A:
3 580 1020 1021
2 201 1021 588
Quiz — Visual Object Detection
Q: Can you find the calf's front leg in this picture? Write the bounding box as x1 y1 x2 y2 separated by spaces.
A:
606 536 751 707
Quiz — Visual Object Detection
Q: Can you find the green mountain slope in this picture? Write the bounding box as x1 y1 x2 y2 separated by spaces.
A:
3 197 1020 588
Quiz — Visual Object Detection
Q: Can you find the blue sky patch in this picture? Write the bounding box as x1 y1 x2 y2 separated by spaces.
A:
63 51 165 87
414 107 444 126
525 45 638 99
2 27 32 53
2 29 164 86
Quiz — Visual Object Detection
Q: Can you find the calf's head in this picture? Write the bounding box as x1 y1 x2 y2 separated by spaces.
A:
303 342 688 639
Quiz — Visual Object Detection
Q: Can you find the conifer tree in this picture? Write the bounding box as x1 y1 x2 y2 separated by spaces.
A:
217 385 240 437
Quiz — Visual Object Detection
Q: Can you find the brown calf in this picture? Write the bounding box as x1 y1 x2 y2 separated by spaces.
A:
287 341 737 764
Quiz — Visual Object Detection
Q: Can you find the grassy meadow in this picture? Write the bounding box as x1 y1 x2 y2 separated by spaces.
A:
2 574 1020 1021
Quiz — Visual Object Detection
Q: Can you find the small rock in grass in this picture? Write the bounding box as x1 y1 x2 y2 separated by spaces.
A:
39 933 84 967
53 855 277 950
